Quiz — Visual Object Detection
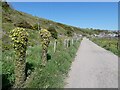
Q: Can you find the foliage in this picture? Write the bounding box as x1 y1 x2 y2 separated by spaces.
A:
91 37 119 56
2 50 15 89
14 20 33 29
2 1 111 53
32 23 41 30
40 29 51 48
39 29 51 66
2 36 81 89
47 26 58 39
2 2 10 11
3 1 116 89
66 30 73 37
10 27 28 51
24 39 81 88
10 27 28 87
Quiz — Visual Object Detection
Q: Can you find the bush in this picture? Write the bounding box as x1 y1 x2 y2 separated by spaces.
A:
32 24 41 30
66 30 73 37
14 20 32 29
47 26 58 39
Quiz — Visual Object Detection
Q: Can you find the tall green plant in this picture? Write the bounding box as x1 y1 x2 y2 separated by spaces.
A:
10 27 28 87
39 29 51 66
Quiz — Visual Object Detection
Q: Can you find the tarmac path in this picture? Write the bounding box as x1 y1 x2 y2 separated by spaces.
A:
65 37 118 88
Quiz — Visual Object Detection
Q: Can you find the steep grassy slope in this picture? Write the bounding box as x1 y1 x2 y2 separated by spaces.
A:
2 2 84 51
2 2 83 89
2 2 113 51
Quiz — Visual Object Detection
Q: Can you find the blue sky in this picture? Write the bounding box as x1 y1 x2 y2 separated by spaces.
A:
9 2 118 30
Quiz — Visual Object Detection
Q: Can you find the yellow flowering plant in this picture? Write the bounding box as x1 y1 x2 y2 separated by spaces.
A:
39 28 51 66
10 27 28 87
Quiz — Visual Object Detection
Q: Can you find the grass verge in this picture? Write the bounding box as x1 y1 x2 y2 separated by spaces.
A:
91 37 119 56
24 40 81 88
2 39 81 89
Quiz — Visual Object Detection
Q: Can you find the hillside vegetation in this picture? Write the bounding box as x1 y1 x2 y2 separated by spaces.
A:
91 37 119 56
2 2 118 89
2 2 82 89
2 2 81 50
2 2 111 51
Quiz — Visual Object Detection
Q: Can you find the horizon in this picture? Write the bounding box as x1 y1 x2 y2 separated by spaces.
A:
9 2 118 31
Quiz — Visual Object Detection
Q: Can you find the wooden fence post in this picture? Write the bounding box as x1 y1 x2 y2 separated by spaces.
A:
54 39 57 53
64 39 66 47
66 39 68 48
71 38 74 45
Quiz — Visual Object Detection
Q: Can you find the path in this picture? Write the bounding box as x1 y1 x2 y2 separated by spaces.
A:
65 37 118 88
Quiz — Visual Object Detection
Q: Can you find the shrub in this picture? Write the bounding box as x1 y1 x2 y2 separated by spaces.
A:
32 23 41 30
66 30 73 37
47 26 58 39
14 20 32 29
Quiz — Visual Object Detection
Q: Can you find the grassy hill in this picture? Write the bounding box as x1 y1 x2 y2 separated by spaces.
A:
2 2 111 51
2 2 118 89
2 2 83 89
2 2 85 51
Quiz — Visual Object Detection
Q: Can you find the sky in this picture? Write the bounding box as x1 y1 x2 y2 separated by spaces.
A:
9 2 118 30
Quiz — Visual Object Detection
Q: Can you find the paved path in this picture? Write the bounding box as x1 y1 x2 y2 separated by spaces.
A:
65 37 118 88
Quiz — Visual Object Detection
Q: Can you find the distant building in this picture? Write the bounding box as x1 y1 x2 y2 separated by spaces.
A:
92 32 118 38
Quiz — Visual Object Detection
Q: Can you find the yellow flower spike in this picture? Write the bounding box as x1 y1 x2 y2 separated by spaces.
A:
39 28 51 66
9 27 29 87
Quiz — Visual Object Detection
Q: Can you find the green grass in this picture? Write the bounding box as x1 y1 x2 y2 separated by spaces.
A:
24 40 80 88
0 47 2 74
91 37 119 56
2 38 81 89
